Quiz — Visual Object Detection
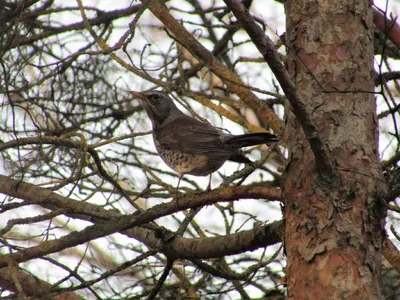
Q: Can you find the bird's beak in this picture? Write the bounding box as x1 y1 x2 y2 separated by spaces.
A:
130 91 148 103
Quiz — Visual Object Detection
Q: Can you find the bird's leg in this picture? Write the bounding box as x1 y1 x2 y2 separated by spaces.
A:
175 173 183 194
206 174 212 191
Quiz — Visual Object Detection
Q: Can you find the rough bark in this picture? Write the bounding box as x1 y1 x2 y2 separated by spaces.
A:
284 0 386 298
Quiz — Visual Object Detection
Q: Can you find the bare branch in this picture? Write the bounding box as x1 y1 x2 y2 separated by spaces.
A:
223 0 334 178
146 0 282 132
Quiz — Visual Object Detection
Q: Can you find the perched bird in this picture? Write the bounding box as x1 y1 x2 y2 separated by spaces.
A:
130 91 278 190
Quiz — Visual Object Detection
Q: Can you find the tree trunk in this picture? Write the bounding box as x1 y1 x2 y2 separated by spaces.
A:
284 0 386 298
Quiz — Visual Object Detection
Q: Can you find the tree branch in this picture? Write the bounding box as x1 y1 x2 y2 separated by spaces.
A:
9 5 141 48
0 175 282 264
373 6 400 51
383 237 400 275
223 0 334 178
0 266 84 299
146 0 282 132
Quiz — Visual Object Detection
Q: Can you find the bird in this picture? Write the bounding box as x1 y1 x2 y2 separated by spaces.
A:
130 90 278 191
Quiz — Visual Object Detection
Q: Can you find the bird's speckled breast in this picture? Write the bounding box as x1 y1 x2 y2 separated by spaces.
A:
153 137 225 176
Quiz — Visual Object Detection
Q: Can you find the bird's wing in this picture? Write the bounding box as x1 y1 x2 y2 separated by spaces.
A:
154 116 239 157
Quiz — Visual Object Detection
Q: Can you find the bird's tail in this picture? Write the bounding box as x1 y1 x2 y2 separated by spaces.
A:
225 132 278 148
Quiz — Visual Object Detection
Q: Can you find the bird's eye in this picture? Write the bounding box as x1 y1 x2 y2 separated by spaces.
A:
151 94 159 101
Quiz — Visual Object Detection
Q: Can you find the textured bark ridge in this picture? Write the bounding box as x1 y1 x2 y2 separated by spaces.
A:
284 1 386 298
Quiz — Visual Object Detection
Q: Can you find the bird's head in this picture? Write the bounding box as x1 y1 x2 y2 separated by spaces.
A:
130 91 180 127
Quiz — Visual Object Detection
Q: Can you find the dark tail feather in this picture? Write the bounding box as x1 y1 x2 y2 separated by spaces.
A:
228 154 253 164
225 132 278 148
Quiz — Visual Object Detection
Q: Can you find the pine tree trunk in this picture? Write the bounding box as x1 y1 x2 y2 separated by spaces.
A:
284 0 386 298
